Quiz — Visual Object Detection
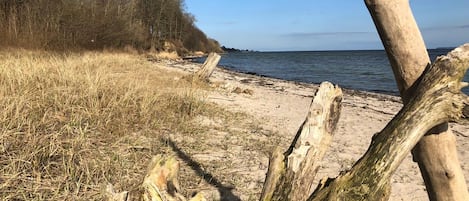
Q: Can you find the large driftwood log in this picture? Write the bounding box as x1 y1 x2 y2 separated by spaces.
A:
106 155 206 201
260 82 343 201
365 1 469 200
364 0 429 98
309 44 469 200
195 52 221 80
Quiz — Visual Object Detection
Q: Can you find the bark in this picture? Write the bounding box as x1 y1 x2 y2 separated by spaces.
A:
365 1 469 200
260 82 343 201
195 52 221 80
309 44 469 200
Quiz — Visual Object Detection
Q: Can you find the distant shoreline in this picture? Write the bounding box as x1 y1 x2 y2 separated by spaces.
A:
236 48 453 53
175 58 402 103
215 64 402 102
189 57 402 99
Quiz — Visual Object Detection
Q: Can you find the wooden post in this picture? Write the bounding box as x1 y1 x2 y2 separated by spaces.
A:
195 52 221 80
364 1 469 200
260 82 343 201
309 44 469 200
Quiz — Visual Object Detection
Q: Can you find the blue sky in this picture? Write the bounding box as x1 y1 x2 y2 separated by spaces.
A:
185 0 469 51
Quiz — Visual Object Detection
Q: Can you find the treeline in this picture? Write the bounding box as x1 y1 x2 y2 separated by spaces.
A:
221 46 255 52
0 0 222 53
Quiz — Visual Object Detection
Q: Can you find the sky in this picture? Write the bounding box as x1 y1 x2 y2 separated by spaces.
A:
185 0 469 51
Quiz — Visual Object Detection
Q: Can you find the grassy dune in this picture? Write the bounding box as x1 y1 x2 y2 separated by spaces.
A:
0 49 217 200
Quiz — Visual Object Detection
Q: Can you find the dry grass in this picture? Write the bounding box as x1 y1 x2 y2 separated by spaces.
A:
152 51 180 60
0 49 284 201
0 49 217 200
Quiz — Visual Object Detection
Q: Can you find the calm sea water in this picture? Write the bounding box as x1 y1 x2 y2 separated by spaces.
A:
195 49 468 95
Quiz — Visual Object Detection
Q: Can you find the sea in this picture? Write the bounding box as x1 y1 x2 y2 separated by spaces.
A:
194 49 468 95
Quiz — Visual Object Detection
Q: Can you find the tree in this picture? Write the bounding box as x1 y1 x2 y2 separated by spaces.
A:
0 0 219 52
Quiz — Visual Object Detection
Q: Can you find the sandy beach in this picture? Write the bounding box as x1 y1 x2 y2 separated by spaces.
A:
155 59 469 201
1 1 466 200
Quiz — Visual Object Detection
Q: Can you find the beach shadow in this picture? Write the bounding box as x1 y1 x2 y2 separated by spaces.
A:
164 138 242 201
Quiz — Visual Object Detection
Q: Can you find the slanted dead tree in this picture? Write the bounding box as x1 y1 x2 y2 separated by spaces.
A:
365 0 469 200
195 52 221 80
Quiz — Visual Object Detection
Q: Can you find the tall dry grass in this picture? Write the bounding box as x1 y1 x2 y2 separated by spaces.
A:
0 49 211 200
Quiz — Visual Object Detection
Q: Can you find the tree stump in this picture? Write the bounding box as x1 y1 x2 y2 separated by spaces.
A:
106 155 206 201
260 82 343 201
195 52 221 80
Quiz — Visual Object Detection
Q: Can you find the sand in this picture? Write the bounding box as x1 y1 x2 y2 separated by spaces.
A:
158 59 469 201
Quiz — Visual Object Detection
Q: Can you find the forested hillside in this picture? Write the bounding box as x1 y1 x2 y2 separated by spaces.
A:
0 0 221 53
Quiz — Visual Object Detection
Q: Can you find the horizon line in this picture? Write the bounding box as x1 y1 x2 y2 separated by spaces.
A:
229 47 455 53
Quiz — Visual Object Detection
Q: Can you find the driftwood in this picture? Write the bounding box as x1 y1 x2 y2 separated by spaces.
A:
365 1 469 200
195 52 221 80
106 155 206 201
308 44 469 200
260 82 343 201
105 44 469 201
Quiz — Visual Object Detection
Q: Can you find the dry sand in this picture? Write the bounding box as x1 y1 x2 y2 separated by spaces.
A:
158 59 469 201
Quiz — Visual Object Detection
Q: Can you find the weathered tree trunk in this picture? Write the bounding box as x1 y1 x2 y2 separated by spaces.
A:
260 82 343 201
106 155 206 201
364 1 469 200
309 44 469 200
195 52 221 80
